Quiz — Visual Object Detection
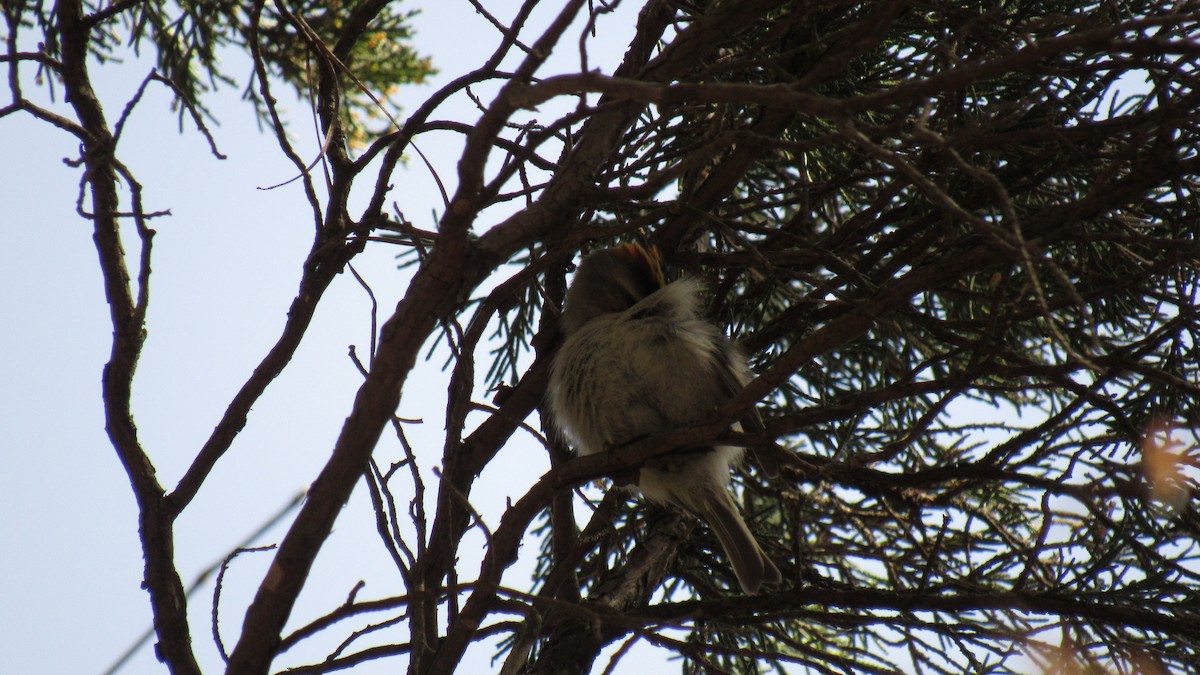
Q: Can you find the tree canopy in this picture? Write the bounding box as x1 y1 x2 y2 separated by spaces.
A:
5 0 1199 673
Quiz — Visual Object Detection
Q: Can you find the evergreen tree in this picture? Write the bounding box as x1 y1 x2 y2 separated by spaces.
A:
6 1 1197 672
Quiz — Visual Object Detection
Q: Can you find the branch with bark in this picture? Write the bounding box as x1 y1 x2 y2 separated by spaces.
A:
6 0 1199 673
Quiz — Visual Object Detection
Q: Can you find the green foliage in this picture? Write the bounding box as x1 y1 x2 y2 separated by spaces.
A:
12 0 1197 671
251 0 434 144
521 0 1199 670
16 0 432 137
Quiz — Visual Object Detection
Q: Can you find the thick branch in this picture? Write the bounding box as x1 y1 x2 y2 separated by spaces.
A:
55 1 198 673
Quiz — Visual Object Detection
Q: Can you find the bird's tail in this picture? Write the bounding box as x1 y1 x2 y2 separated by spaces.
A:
700 490 782 594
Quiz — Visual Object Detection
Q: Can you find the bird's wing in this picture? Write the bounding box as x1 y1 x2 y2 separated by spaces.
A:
713 337 781 478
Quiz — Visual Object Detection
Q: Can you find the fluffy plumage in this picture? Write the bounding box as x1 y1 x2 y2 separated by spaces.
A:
548 244 781 594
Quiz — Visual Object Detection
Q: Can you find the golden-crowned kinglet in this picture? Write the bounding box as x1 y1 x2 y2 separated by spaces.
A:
548 243 781 594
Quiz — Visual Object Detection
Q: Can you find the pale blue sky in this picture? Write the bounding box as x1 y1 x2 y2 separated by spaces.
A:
0 2 652 673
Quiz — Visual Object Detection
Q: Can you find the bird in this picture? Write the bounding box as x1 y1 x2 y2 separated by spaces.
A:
548 243 781 594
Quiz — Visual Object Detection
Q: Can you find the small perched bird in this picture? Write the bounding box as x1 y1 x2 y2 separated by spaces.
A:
548 243 781 594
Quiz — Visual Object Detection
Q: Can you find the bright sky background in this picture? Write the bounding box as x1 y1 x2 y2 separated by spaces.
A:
0 2 654 673
11 4 1176 673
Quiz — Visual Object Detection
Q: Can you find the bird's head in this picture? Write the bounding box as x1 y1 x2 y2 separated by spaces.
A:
560 243 665 335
